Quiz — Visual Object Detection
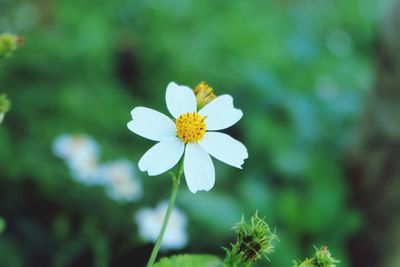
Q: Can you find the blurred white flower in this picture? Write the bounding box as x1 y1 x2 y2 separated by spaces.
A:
68 156 102 185
135 201 188 250
52 134 102 185
52 134 100 162
98 160 142 202
127 82 248 193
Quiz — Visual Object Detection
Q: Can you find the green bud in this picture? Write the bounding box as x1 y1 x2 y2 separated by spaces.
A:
314 246 339 267
223 211 278 267
0 33 23 59
292 246 340 267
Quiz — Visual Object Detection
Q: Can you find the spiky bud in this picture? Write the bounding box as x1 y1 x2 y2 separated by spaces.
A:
292 246 340 267
0 33 24 59
223 211 278 267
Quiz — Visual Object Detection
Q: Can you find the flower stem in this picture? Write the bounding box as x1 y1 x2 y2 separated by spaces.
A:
146 159 184 267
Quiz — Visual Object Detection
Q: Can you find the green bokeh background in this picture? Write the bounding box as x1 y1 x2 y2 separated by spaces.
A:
0 0 389 266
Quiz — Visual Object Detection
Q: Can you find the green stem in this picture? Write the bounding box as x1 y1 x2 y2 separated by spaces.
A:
146 159 184 267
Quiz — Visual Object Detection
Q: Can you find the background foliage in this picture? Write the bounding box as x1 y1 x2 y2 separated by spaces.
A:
0 0 389 266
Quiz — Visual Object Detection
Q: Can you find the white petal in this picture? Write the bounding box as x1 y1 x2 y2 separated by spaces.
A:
199 95 243 130
165 82 197 118
183 143 215 193
128 107 176 141
199 132 248 169
138 137 184 176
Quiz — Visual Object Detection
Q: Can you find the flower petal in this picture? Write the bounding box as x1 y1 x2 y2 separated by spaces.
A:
199 95 243 130
183 143 215 193
199 132 248 169
165 82 197 118
138 137 184 176
128 107 176 141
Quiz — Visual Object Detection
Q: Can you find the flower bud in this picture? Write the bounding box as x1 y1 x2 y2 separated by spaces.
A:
193 82 216 109
223 211 277 266
0 33 24 59
292 246 339 267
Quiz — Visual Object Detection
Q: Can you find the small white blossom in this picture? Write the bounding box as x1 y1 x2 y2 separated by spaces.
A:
127 82 248 193
67 156 102 185
98 160 142 202
52 134 100 162
52 134 102 185
135 201 188 250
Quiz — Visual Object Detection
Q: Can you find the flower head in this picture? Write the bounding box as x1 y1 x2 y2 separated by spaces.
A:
224 211 278 266
314 246 339 267
135 201 188 250
98 159 142 202
52 134 100 162
193 81 216 109
52 134 102 184
68 156 101 185
127 82 248 193
292 246 339 267
0 33 23 59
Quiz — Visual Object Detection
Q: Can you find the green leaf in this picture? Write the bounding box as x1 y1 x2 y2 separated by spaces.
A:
154 254 222 267
0 217 6 234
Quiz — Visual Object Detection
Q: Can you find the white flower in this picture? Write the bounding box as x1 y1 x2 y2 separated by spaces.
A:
52 134 102 185
52 134 100 162
67 156 102 185
98 159 142 202
135 201 188 250
127 82 248 193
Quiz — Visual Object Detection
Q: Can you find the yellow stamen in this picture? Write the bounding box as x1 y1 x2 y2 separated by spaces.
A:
175 112 206 143
193 82 216 109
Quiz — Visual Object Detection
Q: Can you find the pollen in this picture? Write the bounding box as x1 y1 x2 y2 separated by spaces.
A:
193 82 216 109
175 112 207 143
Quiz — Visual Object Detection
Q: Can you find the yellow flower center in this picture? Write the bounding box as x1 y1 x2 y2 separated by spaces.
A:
193 82 216 109
175 112 206 143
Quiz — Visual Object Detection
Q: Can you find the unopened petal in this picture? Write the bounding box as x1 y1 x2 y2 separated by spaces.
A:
183 143 215 193
199 95 243 130
128 107 176 141
138 137 184 176
199 132 248 169
165 82 197 118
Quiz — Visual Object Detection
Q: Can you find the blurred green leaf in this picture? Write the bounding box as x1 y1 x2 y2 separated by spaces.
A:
0 238 24 267
154 254 222 267
0 217 6 234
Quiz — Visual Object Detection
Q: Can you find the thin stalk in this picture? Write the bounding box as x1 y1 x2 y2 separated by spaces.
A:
146 159 184 267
